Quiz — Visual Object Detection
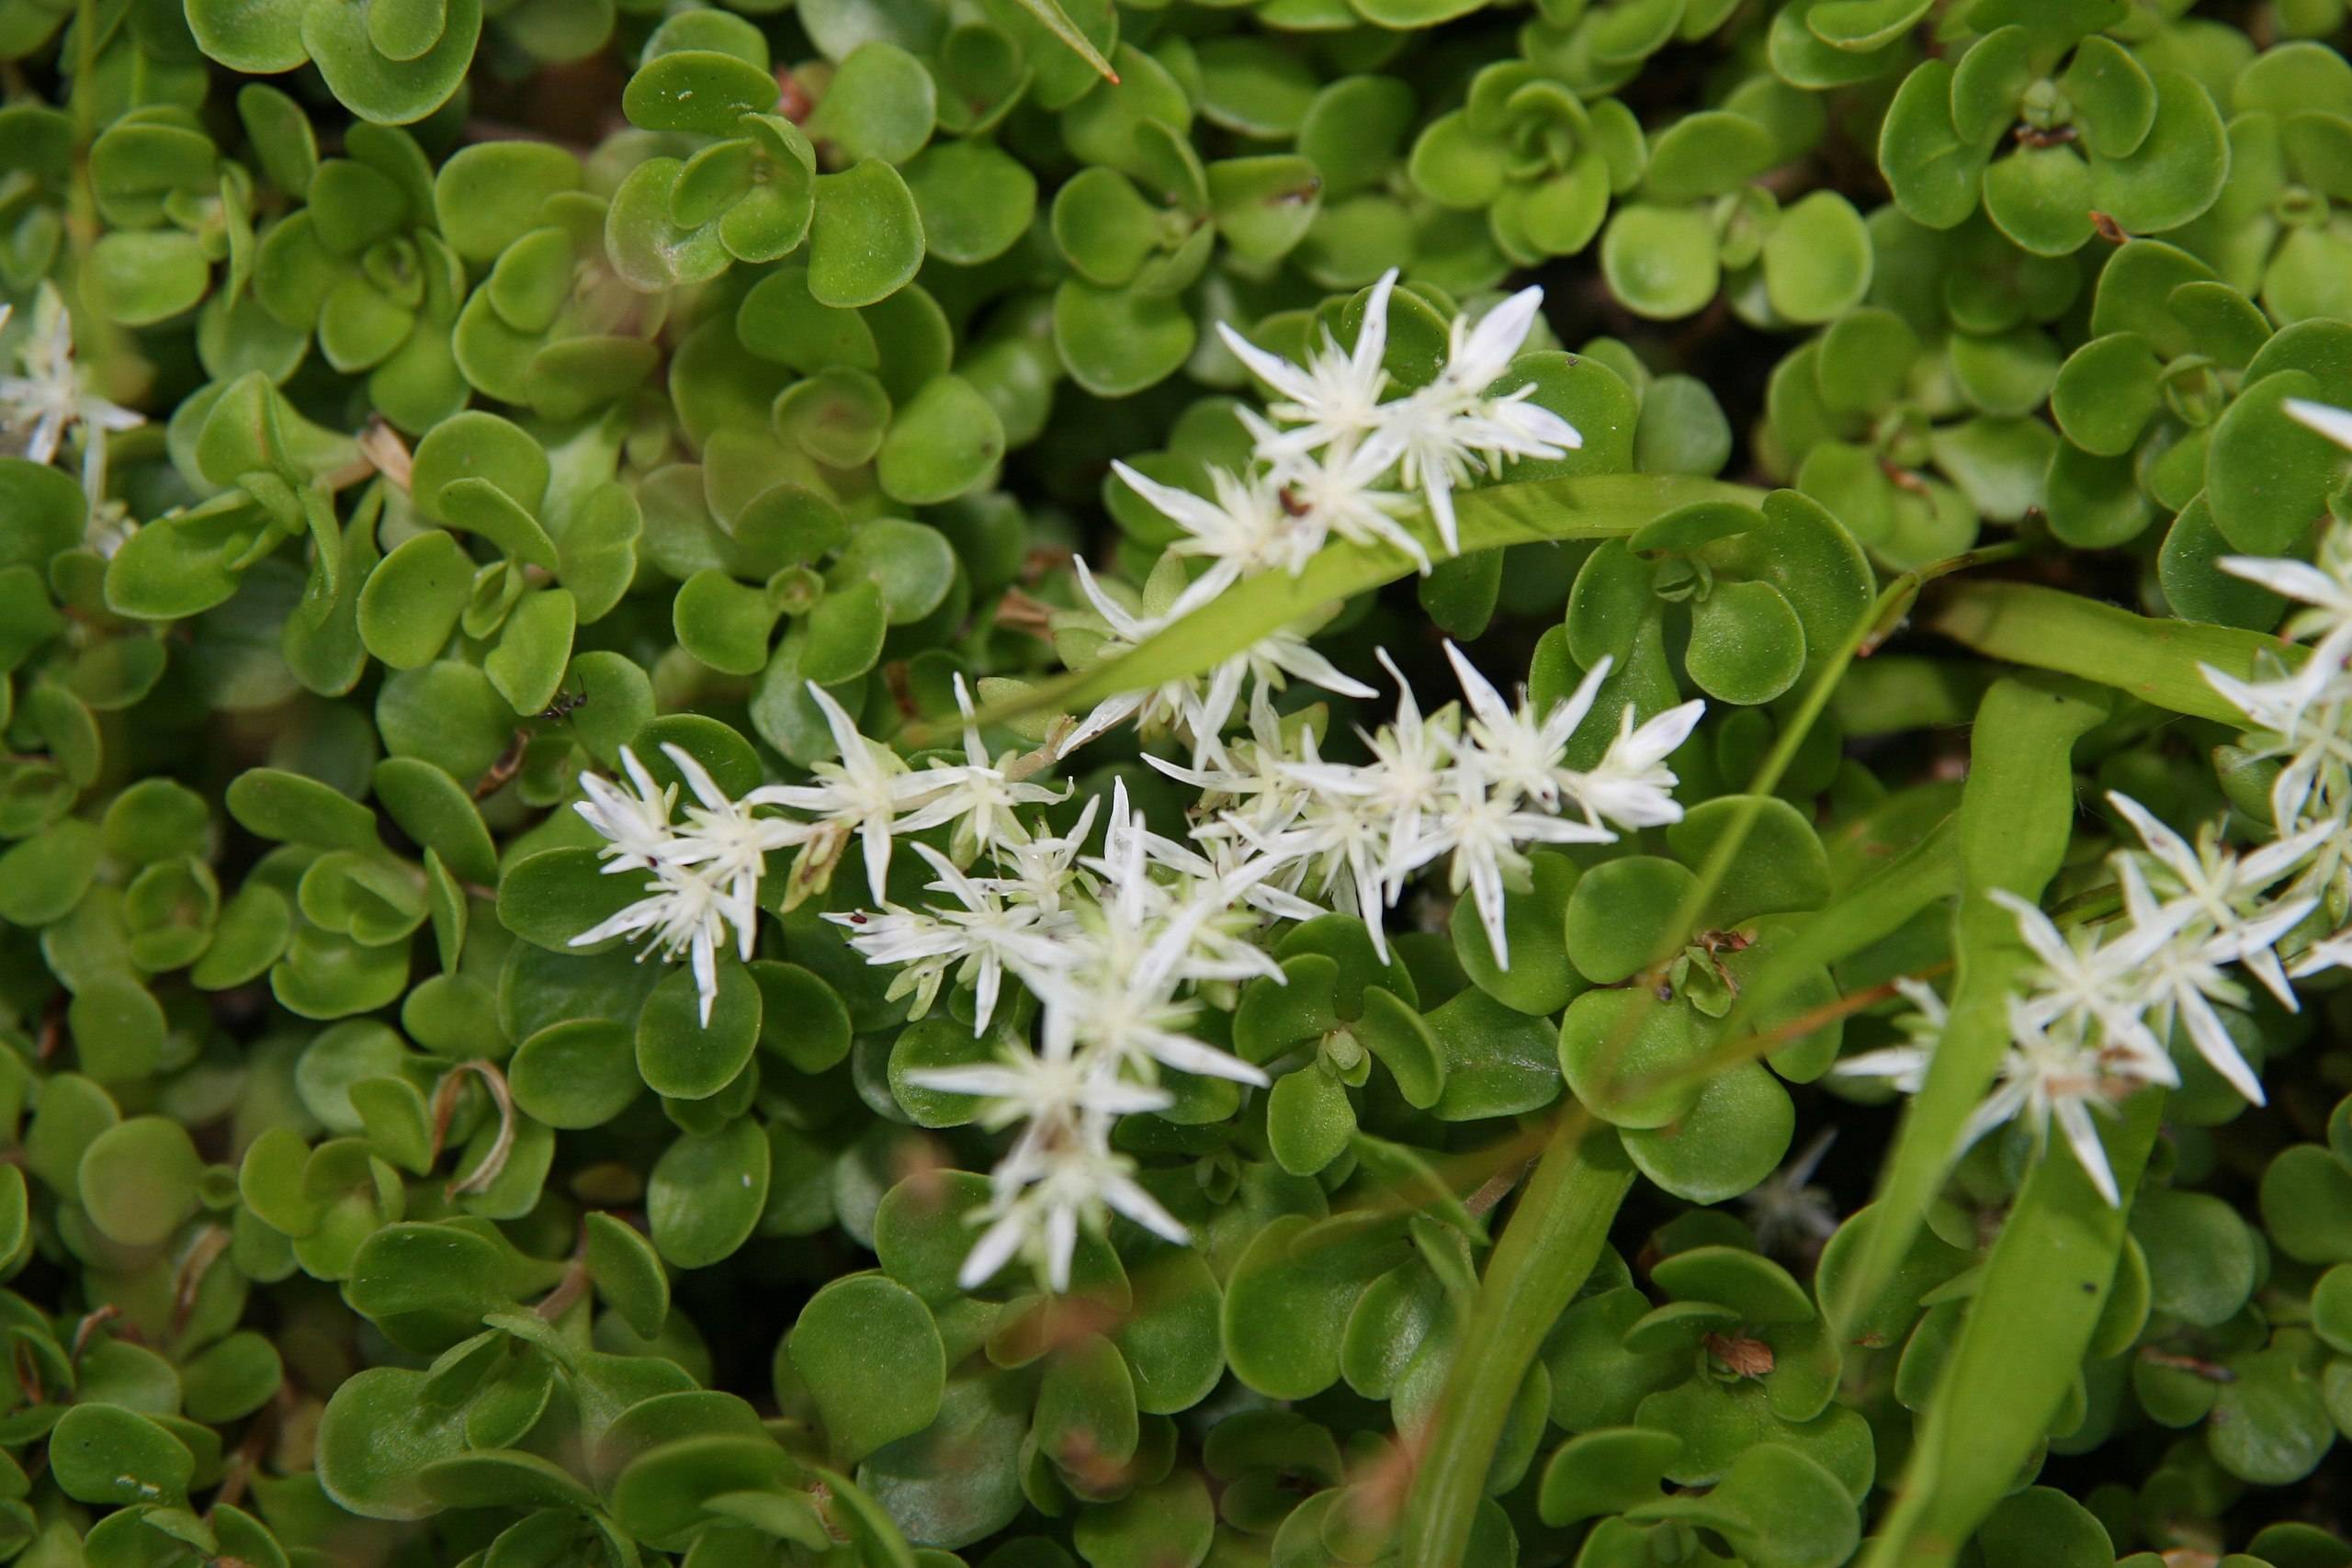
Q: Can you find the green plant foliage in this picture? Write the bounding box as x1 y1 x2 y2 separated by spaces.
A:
2 3 2351 1568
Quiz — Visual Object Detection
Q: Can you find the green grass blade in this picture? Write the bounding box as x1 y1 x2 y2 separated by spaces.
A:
1823 674 2110 1342
1864 1090 2164 1567
1924 580 2290 726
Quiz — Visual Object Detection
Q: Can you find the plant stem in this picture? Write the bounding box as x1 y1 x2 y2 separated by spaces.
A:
1398 1119 1634 1568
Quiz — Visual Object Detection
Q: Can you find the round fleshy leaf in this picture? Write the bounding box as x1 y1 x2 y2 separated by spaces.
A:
1075 1472 1215 1568
674 569 782 676
789 1274 944 1462
1622 1063 1796 1204
1644 110 1780 205
876 378 1005 506
1207 155 1324 264
903 141 1036 266
1601 205 1721 320
433 141 582 263
2209 363 2352 554
92 231 211 327
511 1020 641 1128
2087 68 2229 235
2260 1145 2352 1266
1878 62 1983 228
357 530 472 670
624 50 783 135
1982 145 2095 256
2051 333 2163 456
316 1367 471 1519
301 0 482 125
50 1404 195 1509
2157 493 2280 627
1451 851 1580 1017
583 1212 671 1339
606 158 730 293
808 161 925 309
1222 1213 1408 1401
2208 1347 2336 1486
1054 281 1196 398
1268 1064 1357 1176
1626 1443 1859 1568
188 0 311 72
1685 579 1805 705
636 961 762 1100
1666 796 1832 927
2047 443 2154 551
1760 192 1871 324
1557 988 1706 1128
2132 1187 2259 1325
804 42 936 164
1565 856 1697 985
77 1116 204 1247
649 1117 771 1269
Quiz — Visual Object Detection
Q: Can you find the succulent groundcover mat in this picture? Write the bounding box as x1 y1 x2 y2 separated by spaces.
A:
6 0 2352 1564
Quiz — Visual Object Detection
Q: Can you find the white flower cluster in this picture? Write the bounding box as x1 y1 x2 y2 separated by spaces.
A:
1114 269 1584 615
0 285 144 518
1160 644 1702 970
573 637 1700 1289
849 782 1287 1291
571 677 1063 1024
850 641 1696 1288
2194 397 2352 906
1063 273 1586 773
1839 796 2323 1203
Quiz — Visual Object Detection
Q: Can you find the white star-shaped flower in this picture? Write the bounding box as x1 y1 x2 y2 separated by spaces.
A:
569 743 804 1023
1442 640 1598 811
1369 286 1581 554
904 1044 1173 1130
956 1114 1191 1292
1829 976 1950 1096
0 287 145 510
750 682 969 903
1217 269 1397 460
1569 694 1708 832
918 675 1069 864
1961 1001 2143 1207
1114 459 1300 614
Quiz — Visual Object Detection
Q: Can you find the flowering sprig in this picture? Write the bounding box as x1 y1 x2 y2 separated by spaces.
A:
567 625 1703 1288
567 681 1060 1024
560 280 1699 1294
1838 790 2323 1202
1046 280 1588 775
853 641 1700 1287
854 780 1276 1291
1178 642 1702 968
1192 270 1585 564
